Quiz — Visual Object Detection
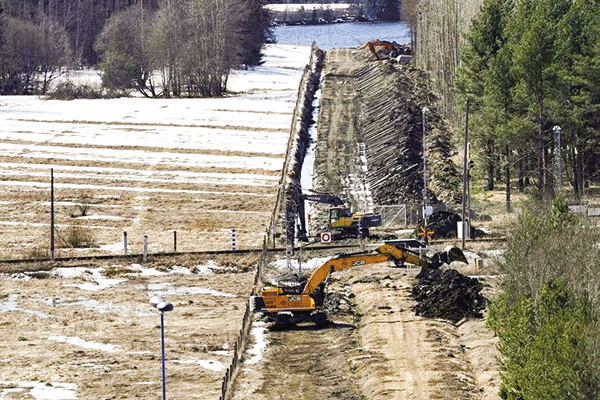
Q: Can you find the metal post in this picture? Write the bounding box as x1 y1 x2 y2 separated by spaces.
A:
149 297 173 400
123 231 128 256
462 99 470 250
553 126 562 191
231 228 236 251
173 230 177 253
50 168 55 261
143 235 148 263
422 107 429 245
160 311 166 400
467 142 472 239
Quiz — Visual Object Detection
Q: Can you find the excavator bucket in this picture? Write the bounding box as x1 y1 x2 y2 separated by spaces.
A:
429 246 468 269
445 245 468 264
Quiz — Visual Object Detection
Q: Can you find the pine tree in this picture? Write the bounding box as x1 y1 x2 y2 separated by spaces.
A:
551 0 600 195
457 0 516 207
365 0 400 21
240 0 274 67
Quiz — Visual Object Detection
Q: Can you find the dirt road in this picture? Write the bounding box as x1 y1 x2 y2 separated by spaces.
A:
233 259 500 400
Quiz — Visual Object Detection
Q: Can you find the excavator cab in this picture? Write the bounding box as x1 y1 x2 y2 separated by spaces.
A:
329 206 353 225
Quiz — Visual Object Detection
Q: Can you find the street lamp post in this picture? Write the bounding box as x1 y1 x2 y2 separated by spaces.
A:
150 296 174 400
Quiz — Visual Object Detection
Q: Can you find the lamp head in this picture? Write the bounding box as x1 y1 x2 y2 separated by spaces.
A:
149 296 165 308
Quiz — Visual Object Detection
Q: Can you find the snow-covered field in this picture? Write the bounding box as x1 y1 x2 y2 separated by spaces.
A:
0 44 312 258
0 44 314 398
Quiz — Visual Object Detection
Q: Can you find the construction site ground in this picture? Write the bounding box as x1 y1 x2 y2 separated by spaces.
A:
232 255 500 400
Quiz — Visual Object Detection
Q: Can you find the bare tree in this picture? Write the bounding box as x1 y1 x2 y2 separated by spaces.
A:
0 16 73 94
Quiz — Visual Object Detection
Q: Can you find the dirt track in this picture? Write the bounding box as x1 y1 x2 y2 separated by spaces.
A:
233 259 500 400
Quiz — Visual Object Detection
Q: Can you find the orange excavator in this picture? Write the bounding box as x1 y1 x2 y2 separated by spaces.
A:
367 40 412 61
253 243 467 327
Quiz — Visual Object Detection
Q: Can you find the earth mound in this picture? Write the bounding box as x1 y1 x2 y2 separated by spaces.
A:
411 268 487 323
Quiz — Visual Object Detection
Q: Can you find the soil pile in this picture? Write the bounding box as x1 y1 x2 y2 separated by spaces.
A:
412 268 487 323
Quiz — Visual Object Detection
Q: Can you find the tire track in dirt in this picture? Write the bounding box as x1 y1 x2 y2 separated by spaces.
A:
343 265 477 399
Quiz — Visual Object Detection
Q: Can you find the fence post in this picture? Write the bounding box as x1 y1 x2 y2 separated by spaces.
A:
231 228 236 251
123 231 128 256
173 230 177 253
50 168 55 262
143 235 148 263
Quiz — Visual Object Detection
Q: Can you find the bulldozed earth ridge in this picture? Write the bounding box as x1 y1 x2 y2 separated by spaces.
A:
233 46 501 400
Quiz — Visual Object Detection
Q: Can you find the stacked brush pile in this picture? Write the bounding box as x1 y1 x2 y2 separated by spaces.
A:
412 268 487 323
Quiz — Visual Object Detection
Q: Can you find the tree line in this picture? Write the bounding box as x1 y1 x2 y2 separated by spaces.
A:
457 0 600 204
268 0 401 21
0 0 272 96
489 199 600 399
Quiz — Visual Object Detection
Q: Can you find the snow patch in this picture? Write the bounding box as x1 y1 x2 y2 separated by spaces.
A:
0 294 50 318
49 336 120 353
173 359 225 372
0 381 77 400
51 267 126 291
146 283 235 298
269 256 332 272
244 320 268 365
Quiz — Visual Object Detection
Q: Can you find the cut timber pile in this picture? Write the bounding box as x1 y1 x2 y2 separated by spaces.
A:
279 42 464 244
355 57 462 208
310 43 462 235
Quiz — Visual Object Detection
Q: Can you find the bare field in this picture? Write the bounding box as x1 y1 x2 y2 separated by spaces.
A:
0 256 257 399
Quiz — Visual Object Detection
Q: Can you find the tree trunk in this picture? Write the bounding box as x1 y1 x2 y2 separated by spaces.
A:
505 145 511 212
518 154 524 192
486 139 495 191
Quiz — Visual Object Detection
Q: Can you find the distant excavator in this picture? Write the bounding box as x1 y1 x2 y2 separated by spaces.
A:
254 243 468 327
367 40 412 61
296 192 382 241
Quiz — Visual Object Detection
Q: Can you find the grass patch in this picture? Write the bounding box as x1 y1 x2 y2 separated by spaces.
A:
56 225 97 249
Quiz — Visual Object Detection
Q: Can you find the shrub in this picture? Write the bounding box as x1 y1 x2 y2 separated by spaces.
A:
489 199 600 399
488 281 598 399
56 226 97 248
45 81 106 100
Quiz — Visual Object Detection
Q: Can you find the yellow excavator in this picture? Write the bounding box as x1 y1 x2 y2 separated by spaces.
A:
296 192 382 241
253 243 468 327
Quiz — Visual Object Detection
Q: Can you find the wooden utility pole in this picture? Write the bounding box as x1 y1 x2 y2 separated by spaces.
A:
461 100 469 250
